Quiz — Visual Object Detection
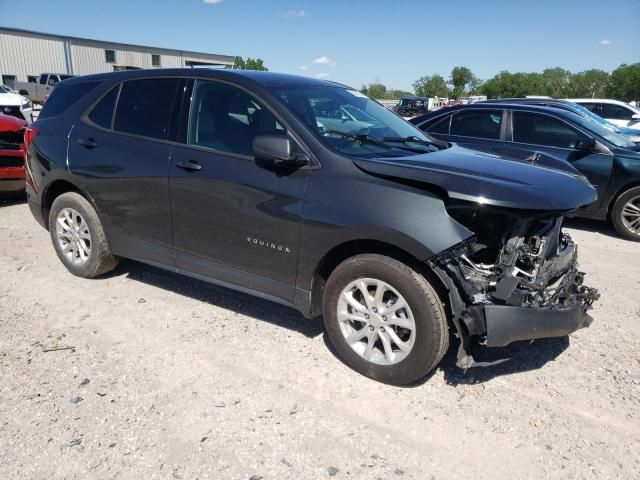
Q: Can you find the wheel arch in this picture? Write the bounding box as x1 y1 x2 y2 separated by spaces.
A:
41 179 97 230
307 239 449 319
607 180 640 219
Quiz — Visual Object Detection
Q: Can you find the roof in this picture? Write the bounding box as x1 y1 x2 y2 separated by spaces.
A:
0 26 235 64
65 68 352 89
411 102 584 125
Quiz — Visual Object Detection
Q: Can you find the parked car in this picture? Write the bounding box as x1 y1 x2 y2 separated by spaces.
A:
0 113 27 192
14 73 74 103
393 96 429 117
566 98 640 131
482 98 640 145
25 70 599 385
0 84 33 123
411 103 640 241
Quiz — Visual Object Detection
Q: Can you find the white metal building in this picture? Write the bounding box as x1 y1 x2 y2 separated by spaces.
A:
0 27 236 88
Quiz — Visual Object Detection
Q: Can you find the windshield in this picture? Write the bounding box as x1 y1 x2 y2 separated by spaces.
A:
571 112 637 149
270 85 438 157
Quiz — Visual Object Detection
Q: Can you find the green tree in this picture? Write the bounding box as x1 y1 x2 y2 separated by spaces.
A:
467 75 484 95
413 74 450 98
233 56 268 71
541 67 572 97
607 63 640 101
569 69 610 98
360 82 388 99
449 66 474 98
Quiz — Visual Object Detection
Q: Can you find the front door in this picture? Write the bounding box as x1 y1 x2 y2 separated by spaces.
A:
169 79 309 303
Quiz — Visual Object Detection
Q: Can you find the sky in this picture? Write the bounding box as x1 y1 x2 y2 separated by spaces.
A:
1 0 639 91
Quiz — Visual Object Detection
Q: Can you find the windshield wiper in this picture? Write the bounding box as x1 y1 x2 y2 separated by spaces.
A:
326 130 433 154
325 130 393 149
383 135 448 150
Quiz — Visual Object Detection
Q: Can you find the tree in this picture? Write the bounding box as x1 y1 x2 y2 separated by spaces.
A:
413 74 450 98
360 82 388 99
569 69 610 98
233 56 268 71
467 75 484 95
449 66 474 99
607 63 640 101
541 67 572 97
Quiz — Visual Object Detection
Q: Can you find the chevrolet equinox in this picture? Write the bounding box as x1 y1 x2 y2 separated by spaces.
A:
24 70 600 385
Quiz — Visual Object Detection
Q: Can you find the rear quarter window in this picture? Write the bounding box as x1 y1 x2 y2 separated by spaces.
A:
39 81 101 120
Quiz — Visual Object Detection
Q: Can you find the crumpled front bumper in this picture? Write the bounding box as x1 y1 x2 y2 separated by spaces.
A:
430 227 600 368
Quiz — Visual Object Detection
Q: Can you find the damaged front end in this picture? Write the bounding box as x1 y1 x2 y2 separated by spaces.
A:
429 201 600 368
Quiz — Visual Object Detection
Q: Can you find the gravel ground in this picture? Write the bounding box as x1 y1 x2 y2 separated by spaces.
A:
1 195 639 479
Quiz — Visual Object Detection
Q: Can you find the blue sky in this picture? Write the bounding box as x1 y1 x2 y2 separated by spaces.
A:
1 0 638 91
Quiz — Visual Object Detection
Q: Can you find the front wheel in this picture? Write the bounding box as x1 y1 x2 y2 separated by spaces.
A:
322 254 449 385
611 186 640 242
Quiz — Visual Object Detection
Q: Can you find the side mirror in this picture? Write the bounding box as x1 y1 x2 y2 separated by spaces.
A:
252 134 309 166
575 138 597 151
631 113 640 121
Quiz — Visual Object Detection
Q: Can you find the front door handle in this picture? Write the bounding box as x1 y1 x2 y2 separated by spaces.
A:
77 138 98 149
175 160 202 171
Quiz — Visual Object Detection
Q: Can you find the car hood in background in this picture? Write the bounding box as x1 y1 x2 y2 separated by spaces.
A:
353 145 597 211
0 92 26 106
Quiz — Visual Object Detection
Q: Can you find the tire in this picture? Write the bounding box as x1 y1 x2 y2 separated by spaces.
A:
322 254 449 385
610 186 640 242
48 192 119 278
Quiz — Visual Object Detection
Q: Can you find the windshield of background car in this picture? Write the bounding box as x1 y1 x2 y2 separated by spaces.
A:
270 85 437 157
571 112 637 148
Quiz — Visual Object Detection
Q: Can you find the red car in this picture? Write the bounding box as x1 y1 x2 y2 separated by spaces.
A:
0 113 27 193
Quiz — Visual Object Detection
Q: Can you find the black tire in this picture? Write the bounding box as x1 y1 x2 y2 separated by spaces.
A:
48 192 118 278
610 186 640 242
322 254 449 385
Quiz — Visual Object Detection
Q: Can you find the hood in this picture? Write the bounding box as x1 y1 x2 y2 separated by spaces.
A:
353 145 597 211
0 92 25 107
0 113 27 131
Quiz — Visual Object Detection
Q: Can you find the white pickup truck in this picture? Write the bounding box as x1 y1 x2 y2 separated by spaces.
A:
14 73 75 103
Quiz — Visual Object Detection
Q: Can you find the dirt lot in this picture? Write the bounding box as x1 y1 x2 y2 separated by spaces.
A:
1 195 639 480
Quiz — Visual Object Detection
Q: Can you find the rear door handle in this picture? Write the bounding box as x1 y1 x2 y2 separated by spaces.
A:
77 138 98 149
175 160 202 171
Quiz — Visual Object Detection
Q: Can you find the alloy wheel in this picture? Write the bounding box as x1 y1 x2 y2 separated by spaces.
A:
621 194 640 236
55 207 92 265
337 278 416 365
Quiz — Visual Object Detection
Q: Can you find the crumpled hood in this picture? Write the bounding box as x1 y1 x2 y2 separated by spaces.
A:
353 145 597 211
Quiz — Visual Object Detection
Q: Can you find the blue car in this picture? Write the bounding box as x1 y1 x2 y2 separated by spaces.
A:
410 103 640 241
482 98 640 145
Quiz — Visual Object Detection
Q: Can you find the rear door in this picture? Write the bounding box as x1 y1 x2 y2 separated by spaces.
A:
504 110 613 211
68 77 181 263
168 78 309 303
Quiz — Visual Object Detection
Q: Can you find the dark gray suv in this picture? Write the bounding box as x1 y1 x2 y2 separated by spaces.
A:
24 69 599 384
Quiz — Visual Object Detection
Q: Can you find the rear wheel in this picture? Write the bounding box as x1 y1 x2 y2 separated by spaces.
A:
48 192 118 277
322 254 449 385
611 186 640 242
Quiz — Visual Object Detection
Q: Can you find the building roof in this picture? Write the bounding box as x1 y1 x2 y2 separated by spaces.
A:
0 26 235 64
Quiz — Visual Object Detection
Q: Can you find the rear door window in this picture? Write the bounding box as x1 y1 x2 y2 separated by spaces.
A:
450 110 503 140
512 112 588 149
38 81 101 120
88 86 119 129
113 78 180 140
